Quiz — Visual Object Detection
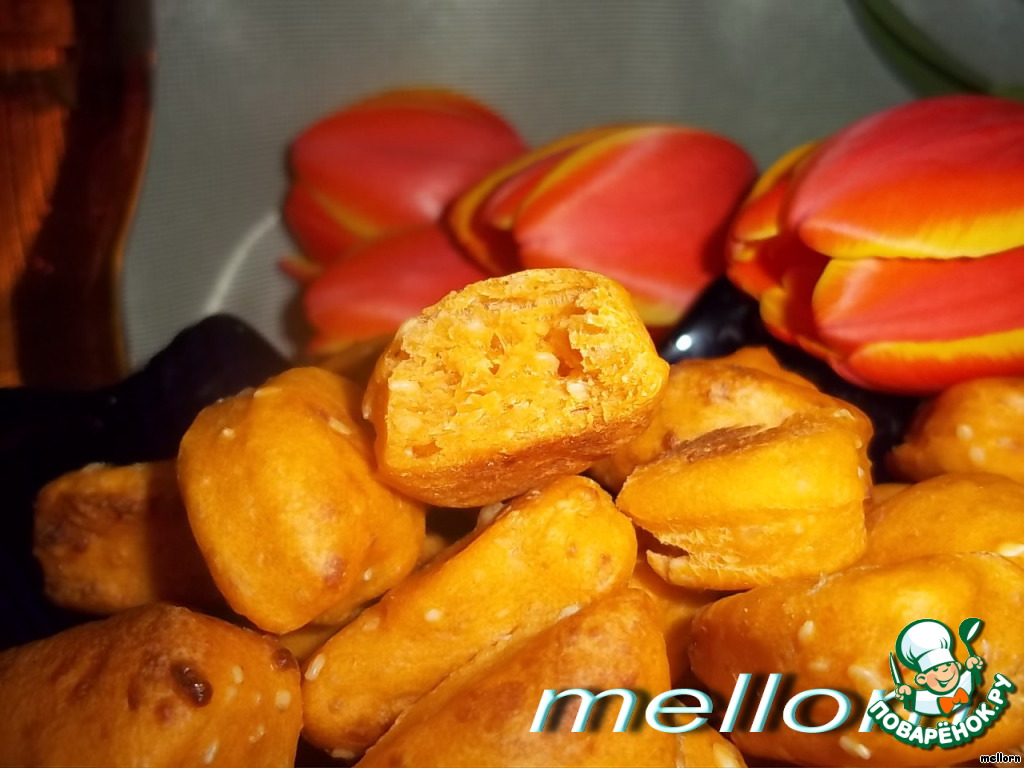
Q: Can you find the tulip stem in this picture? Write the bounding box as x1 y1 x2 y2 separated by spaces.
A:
849 0 1022 100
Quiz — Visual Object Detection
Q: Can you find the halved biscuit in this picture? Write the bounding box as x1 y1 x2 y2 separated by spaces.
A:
363 268 668 507
618 414 868 589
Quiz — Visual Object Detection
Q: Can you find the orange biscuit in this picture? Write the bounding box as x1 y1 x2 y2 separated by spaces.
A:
32 461 221 615
301 475 637 756
618 414 869 590
860 472 1024 568
0 603 302 767
889 377 1024 484
178 367 425 634
628 554 721 685
591 352 872 493
363 268 668 507
358 589 676 768
689 553 1024 767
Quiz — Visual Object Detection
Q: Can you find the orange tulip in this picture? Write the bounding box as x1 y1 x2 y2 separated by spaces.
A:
448 124 756 329
728 95 1024 395
303 224 489 356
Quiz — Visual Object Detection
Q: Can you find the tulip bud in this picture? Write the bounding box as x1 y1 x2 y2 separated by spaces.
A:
728 95 1024 395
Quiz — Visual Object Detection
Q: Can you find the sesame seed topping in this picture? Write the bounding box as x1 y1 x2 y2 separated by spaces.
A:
220 427 236 439
424 608 443 623
248 725 265 744
998 542 1024 558
203 740 218 764
388 379 420 393
956 423 975 441
231 666 244 685
839 735 871 760
362 568 374 582
566 380 588 400
711 742 743 768
798 620 815 644
558 604 581 620
331 749 357 760
969 445 987 465
275 689 292 711
328 417 352 435
305 654 326 682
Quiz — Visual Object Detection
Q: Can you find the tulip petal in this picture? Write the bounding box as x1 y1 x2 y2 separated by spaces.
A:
513 125 756 324
729 141 818 247
756 241 833 359
837 328 1024 394
304 224 489 350
813 245 1024 354
788 95 1024 260
292 89 526 237
283 184 360 265
447 126 622 273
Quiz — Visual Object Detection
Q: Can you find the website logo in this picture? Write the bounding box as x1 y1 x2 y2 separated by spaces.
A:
865 617 1017 750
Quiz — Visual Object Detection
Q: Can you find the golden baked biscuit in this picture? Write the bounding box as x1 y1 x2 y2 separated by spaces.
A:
628 554 720 685
178 367 425 634
363 268 669 507
301 475 637 756
590 351 872 493
618 414 869 590
0 603 302 767
358 589 676 768
32 461 221 615
890 377 1024 484
689 553 1024 767
720 345 817 389
860 473 1024 567
674 727 747 768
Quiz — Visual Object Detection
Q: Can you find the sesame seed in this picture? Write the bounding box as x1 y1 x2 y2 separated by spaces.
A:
839 735 871 760
248 725 265 744
388 379 420 393
253 692 262 705
361 400 373 420
808 658 829 673
969 445 987 465
956 423 975 441
331 749 357 760
220 427 236 439
231 666 244 685
558 604 581 620
305 654 326 682
477 502 504 527
253 386 280 398
275 689 292 711
998 542 1024 558
362 568 374 582
225 685 237 702
424 608 443 623
711 742 743 768
797 620 815 644
328 417 352 435
203 740 218 764
566 380 588 400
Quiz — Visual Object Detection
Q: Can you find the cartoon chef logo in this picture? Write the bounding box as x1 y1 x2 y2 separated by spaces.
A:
867 616 1015 750
892 618 984 721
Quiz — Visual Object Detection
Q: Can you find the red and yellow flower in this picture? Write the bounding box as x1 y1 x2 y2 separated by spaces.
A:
448 124 756 332
728 94 1024 394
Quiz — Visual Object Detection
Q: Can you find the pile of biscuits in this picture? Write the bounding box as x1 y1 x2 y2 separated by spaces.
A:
5 268 1024 767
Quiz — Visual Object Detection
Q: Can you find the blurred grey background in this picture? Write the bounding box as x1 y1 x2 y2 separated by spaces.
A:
121 0 1024 366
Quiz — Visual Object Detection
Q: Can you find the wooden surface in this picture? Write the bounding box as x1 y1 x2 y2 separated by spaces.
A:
0 0 150 389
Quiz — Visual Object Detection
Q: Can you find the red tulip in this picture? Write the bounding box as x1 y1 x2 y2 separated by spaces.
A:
728 95 1024 395
303 224 489 355
285 88 527 253
448 124 757 329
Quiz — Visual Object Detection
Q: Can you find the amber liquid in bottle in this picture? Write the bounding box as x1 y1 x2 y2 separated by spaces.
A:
0 0 152 388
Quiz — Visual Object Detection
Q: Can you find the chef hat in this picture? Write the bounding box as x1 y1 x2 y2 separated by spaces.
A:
896 619 956 673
